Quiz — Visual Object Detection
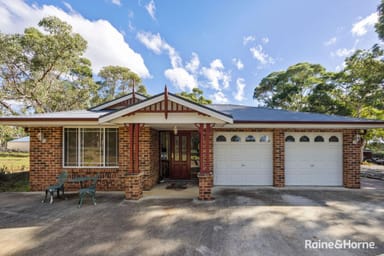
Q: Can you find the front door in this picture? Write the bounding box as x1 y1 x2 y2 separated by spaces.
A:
170 132 190 179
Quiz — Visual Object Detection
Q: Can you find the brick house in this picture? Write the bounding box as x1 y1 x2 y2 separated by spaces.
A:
1 88 384 200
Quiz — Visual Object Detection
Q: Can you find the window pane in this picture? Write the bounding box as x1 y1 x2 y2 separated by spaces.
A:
231 135 241 142
216 135 226 142
245 135 255 142
191 132 199 168
329 136 339 143
81 128 103 166
299 136 310 142
105 128 118 166
181 136 187 161
259 135 271 143
174 136 179 161
64 128 78 166
285 136 295 142
314 136 324 142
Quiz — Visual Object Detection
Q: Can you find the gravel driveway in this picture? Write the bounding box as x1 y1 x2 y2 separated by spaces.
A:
0 188 383 256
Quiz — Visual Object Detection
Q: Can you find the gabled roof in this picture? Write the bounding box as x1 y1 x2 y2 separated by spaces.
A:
90 92 148 111
99 92 234 123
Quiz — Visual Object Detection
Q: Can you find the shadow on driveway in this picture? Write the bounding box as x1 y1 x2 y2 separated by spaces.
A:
0 189 383 256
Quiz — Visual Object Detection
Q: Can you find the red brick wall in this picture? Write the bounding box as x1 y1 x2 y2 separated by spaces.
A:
273 129 285 187
343 129 361 188
29 127 62 191
29 126 129 191
142 128 159 190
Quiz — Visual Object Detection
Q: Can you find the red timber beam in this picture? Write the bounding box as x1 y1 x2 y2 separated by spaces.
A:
127 123 142 174
164 85 169 119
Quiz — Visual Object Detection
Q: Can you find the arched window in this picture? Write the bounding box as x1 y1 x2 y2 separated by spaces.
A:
216 135 226 142
329 136 339 142
231 135 241 142
314 136 324 142
245 135 256 142
285 135 295 142
259 135 271 143
299 136 310 142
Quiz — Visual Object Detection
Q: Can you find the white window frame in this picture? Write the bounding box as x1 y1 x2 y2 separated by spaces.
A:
63 127 119 168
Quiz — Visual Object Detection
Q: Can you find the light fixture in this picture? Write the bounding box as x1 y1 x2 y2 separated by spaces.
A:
352 134 361 145
37 131 47 143
173 125 178 135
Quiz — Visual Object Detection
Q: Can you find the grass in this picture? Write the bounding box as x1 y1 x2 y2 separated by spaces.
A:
0 171 29 192
0 152 30 191
0 152 29 173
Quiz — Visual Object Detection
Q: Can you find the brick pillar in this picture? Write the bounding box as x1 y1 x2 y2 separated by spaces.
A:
273 129 285 187
343 130 361 188
198 173 214 200
125 173 144 200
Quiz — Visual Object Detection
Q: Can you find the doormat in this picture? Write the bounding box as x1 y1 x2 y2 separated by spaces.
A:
166 183 188 190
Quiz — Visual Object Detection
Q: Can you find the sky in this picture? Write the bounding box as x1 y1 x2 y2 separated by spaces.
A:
0 0 381 106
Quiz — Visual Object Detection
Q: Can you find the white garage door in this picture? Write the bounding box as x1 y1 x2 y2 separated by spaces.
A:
285 132 343 186
213 132 273 185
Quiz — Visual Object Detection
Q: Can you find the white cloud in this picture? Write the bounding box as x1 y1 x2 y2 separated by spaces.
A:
145 0 156 20
210 91 228 104
137 31 198 91
332 48 355 57
136 31 181 68
351 12 378 37
186 52 200 74
201 59 231 91
234 78 246 101
250 45 274 65
232 58 244 70
164 68 197 91
243 35 256 45
324 37 337 46
0 0 150 77
111 0 121 6
261 37 269 44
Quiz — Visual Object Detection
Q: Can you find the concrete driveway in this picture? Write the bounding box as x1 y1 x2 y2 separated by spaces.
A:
0 188 383 256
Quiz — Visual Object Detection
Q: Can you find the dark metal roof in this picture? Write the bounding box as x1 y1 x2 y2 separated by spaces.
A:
208 104 384 124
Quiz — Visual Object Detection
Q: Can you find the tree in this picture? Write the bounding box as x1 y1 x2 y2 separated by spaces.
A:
0 16 97 114
95 65 147 103
335 45 384 118
253 63 346 113
375 0 384 41
178 88 212 104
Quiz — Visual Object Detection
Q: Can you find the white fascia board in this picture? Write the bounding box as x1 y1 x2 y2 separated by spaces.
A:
99 95 165 123
0 121 105 127
92 94 147 111
222 123 384 129
167 95 233 123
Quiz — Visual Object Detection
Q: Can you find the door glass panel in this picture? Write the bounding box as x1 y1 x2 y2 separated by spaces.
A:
191 132 200 168
174 136 179 161
181 136 187 161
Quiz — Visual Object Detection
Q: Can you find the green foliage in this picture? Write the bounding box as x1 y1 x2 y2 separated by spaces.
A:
0 16 97 114
253 63 349 115
95 65 147 104
178 88 212 104
375 0 384 41
0 126 25 147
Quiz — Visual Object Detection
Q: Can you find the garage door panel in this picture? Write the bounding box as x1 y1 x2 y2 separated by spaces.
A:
214 132 273 186
285 132 342 186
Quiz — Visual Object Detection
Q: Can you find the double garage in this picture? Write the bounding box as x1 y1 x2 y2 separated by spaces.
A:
213 132 343 186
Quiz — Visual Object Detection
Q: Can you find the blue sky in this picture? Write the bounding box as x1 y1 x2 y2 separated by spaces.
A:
0 0 381 106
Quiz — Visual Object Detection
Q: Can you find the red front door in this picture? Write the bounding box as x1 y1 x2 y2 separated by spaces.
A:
170 133 190 179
